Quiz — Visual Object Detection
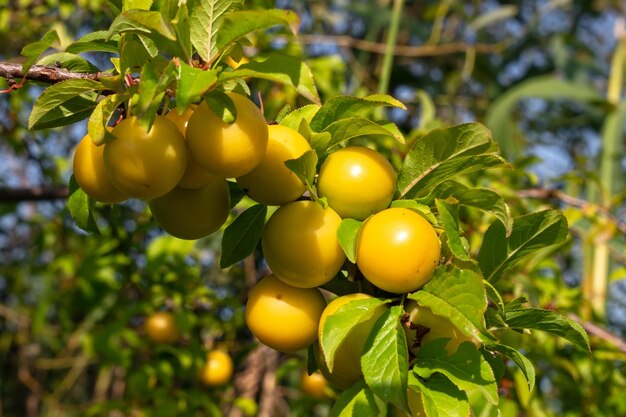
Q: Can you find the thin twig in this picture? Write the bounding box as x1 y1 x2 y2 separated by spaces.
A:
0 187 69 202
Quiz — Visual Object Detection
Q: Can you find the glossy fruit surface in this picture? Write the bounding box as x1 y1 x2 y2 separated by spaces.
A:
300 371 329 399
144 311 179 344
166 106 220 189
245 274 326 353
236 124 311 205
317 293 385 389
356 208 440 293
392 389 426 417
200 350 234 386
104 116 187 199
317 146 396 220
186 92 268 178
73 133 128 204
262 201 345 288
148 179 230 240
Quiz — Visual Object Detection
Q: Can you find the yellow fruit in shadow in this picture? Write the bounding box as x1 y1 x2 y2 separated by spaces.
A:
144 311 179 344
317 146 396 220
200 350 233 386
262 200 345 288
148 179 230 240
316 294 386 389
236 124 311 205
300 371 329 399
186 92 268 178
245 274 326 353
73 133 128 204
165 106 221 189
104 116 187 199
392 389 426 417
356 208 440 293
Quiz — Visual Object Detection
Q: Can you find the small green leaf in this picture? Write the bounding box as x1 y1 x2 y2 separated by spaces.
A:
407 373 470 417
280 104 321 131
418 180 513 236
435 199 472 262
390 200 438 225
329 380 385 417
483 279 504 314
336 219 362 263
21 30 60 75
189 0 242 62
88 93 129 145
322 117 404 148
122 0 153 11
29 79 103 130
204 90 236 124
478 210 569 283
214 9 300 56
414 339 498 405
487 343 535 391
220 204 267 269
108 10 177 40
284 150 318 190
310 94 406 132
176 62 218 111
409 268 494 343
65 31 120 54
361 305 408 410
320 297 388 373
136 62 165 126
504 308 590 354
68 175 100 234
398 123 509 198
220 54 320 104
37 52 100 73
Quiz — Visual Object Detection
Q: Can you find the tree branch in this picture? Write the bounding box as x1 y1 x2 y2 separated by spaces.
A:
0 62 106 85
0 187 68 202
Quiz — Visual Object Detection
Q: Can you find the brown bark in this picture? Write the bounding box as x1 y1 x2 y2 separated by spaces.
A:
0 62 105 85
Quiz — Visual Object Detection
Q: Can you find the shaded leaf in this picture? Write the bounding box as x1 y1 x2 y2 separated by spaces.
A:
220 204 267 269
336 219 362 263
66 31 120 54
322 117 405 148
414 339 498 405
329 381 385 417
407 373 470 417
487 343 535 391
176 62 218 111
37 52 100 73
478 210 568 283
361 305 408 410
435 199 472 262
21 30 60 75
284 150 318 190
68 176 100 234
88 93 129 145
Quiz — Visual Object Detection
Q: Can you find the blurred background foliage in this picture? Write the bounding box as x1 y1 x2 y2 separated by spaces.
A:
1 0 626 416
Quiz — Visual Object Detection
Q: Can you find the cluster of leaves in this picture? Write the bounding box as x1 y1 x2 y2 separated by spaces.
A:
5 0 595 416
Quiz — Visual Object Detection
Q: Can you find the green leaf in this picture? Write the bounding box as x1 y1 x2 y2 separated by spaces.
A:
29 79 103 130
284 150 318 190
37 52 100 73
483 280 504 314
409 268 494 343
189 0 242 63
136 62 165 125
504 308 590 353
66 31 120 54
361 305 408 410
21 30 60 75
119 35 152 76
418 180 512 236
310 94 406 132
329 381 385 417
487 344 535 391
88 93 129 145
414 339 498 405
68 176 100 234
322 117 405 148
220 204 267 269
478 210 569 283
220 54 320 103
336 219 362 263
435 199 472 262
320 297 388 373
279 104 320 131
176 62 218 111
407 373 470 417
485 76 601 158
122 0 153 11
108 10 177 40
398 123 508 198
390 200 438 225
214 9 300 55
204 90 236 124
